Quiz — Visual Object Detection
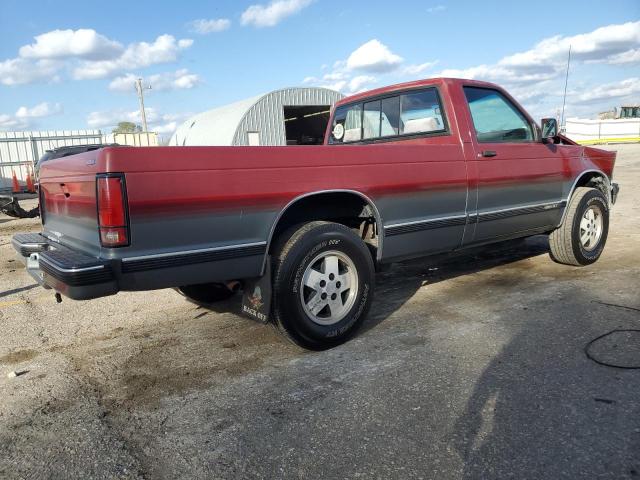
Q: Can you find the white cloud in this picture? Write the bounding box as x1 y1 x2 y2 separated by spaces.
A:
154 121 178 134
438 64 558 85
302 39 404 94
108 74 139 92
401 61 438 76
577 77 640 103
0 30 194 85
427 5 446 13
0 58 62 85
15 102 63 118
436 21 640 89
189 18 231 34
346 39 403 73
86 109 135 129
73 34 194 80
428 20 640 120
326 80 348 92
241 0 313 28
323 71 348 81
19 29 123 61
0 114 26 130
300 73 376 96
500 21 640 69
0 102 63 131
108 69 201 92
607 48 640 64
172 70 200 89
348 75 376 93
86 108 192 136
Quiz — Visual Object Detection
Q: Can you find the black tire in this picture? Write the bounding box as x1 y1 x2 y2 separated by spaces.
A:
177 283 235 305
272 221 375 350
549 187 609 266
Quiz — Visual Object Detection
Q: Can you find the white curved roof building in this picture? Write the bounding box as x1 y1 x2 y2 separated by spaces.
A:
170 87 344 146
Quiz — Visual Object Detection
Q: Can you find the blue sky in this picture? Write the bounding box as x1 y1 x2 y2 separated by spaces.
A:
0 0 638 138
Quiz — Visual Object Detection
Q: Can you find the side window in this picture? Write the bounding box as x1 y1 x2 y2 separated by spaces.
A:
363 100 381 139
464 87 534 142
330 103 362 143
400 89 445 135
363 97 401 139
381 96 400 137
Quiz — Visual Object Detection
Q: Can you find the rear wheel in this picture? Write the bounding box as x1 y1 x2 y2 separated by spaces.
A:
272 221 375 350
549 187 609 266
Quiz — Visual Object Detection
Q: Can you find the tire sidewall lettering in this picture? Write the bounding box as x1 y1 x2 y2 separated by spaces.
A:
325 283 369 338
292 240 328 294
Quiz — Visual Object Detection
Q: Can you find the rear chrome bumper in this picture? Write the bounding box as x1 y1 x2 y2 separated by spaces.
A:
12 233 118 300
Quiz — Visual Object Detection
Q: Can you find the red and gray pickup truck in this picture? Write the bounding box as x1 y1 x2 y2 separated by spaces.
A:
13 78 619 349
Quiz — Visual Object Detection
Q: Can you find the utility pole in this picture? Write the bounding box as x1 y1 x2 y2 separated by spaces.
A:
134 77 150 132
560 44 572 132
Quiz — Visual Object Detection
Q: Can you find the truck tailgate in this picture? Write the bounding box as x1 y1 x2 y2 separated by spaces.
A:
39 149 103 256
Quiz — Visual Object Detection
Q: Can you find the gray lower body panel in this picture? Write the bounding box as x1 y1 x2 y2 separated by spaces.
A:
12 233 265 300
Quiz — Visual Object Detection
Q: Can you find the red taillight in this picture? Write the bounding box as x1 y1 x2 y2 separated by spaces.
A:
98 177 125 226
97 176 129 247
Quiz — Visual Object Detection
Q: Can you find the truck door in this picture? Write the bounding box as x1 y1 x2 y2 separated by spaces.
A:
462 86 568 243
369 87 469 261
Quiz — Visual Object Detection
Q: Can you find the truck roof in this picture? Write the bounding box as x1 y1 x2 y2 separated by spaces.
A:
334 77 500 106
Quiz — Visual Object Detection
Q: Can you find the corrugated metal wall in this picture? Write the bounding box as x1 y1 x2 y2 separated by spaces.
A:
0 130 102 192
233 88 344 146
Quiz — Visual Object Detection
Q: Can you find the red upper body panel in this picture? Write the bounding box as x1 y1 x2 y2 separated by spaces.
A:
37 77 616 260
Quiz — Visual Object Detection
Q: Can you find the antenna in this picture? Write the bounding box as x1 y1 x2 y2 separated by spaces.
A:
560 44 571 131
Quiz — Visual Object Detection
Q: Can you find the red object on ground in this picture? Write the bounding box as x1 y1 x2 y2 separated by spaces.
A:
11 170 21 193
26 168 35 193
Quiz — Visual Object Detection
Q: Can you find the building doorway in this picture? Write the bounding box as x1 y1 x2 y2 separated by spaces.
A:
283 106 331 145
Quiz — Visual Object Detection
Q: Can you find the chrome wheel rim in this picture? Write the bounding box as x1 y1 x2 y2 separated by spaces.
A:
300 250 358 326
579 205 603 251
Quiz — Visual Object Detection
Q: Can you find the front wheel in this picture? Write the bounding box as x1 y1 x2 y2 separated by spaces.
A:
549 187 609 266
271 221 375 350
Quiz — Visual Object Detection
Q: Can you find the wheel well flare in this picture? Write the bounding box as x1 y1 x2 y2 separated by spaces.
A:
266 191 383 260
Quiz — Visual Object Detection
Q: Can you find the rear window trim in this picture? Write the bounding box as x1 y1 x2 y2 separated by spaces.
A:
329 85 451 145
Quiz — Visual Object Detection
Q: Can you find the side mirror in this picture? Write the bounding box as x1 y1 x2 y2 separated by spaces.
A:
541 118 558 140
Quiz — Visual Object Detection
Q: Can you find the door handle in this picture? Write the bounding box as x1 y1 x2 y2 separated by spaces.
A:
482 150 497 157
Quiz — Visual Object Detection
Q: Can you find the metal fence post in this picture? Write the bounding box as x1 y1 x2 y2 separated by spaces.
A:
29 135 38 167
